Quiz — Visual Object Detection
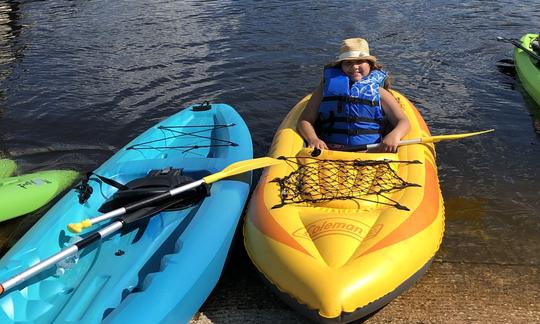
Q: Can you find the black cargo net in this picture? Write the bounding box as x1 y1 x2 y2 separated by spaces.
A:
271 157 421 210
126 123 238 154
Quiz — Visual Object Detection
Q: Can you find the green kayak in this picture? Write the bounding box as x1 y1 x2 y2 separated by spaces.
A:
514 34 540 106
0 169 79 222
0 159 17 178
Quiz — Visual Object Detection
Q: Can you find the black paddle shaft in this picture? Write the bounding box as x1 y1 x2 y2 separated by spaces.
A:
123 191 174 213
498 37 540 64
74 193 200 251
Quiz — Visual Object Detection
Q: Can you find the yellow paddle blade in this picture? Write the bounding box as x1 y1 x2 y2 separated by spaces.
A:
422 129 494 144
203 157 283 184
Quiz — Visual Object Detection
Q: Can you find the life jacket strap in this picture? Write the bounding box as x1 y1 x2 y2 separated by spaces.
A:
319 116 383 125
324 128 381 135
322 95 380 107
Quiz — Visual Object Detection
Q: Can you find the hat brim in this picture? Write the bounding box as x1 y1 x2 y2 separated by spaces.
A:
327 55 377 67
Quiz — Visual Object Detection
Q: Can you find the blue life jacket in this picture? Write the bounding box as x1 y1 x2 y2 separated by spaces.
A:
318 68 387 146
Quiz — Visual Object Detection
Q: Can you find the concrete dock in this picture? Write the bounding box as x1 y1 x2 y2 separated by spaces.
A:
191 237 539 323
1 200 538 323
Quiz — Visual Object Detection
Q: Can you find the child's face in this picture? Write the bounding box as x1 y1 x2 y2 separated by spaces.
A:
341 60 371 82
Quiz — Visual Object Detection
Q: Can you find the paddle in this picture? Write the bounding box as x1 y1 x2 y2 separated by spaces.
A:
0 157 282 296
497 36 540 64
337 129 494 152
67 156 280 233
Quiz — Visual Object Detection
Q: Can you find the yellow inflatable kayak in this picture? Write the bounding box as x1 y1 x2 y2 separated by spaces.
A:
243 90 445 322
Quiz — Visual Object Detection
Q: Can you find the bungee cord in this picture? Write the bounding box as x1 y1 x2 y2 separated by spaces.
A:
271 155 422 210
126 123 238 152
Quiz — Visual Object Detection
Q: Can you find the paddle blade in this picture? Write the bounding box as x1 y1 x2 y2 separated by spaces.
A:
203 157 282 184
423 129 494 144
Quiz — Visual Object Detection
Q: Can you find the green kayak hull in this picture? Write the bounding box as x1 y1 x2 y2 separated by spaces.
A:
514 34 540 106
0 170 79 222
0 159 17 178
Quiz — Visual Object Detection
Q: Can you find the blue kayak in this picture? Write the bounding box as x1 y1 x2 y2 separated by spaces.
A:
0 103 253 323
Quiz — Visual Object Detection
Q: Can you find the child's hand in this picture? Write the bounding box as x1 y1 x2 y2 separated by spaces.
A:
379 133 401 153
307 138 329 150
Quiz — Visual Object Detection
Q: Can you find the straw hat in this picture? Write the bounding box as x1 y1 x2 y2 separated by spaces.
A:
330 38 377 66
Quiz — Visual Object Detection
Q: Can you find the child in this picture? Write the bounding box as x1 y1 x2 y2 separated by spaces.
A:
297 37 410 153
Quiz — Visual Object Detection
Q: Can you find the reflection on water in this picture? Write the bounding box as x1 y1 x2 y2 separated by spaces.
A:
519 86 540 135
445 196 488 221
496 57 540 135
0 1 23 81
0 1 23 120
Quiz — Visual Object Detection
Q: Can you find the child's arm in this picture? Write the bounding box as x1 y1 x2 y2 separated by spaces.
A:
297 83 329 150
379 88 410 153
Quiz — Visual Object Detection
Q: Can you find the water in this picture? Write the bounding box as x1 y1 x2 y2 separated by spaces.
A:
0 0 539 320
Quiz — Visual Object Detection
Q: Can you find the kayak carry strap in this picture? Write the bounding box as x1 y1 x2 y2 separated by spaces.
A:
271 156 421 210
77 172 129 204
192 101 212 111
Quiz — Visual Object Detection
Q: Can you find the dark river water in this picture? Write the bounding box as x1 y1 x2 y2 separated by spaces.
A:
0 0 539 321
